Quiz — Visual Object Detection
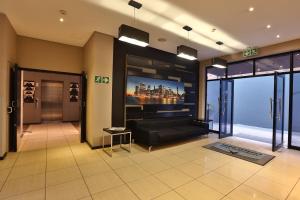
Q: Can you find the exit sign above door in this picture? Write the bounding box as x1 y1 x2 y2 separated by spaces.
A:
243 47 258 57
95 76 109 84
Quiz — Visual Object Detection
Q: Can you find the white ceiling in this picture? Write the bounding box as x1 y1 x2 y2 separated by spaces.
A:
1 0 300 60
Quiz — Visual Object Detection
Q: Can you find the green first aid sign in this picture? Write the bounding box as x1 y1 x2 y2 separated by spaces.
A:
95 76 109 84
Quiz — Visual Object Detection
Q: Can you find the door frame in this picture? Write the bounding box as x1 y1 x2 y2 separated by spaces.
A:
272 72 285 151
9 64 20 152
9 67 88 151
219 78 234 139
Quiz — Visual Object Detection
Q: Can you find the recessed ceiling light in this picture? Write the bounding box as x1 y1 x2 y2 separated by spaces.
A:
276 34 280 38
59 18 64 22
266 24 271 29
296 53 300 56
249 7 254 12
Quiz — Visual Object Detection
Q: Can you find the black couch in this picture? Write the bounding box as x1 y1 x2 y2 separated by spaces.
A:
129 118 209 151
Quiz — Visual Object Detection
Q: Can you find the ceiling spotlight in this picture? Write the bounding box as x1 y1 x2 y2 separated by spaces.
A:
212 58 227 68
249 7 254 12
296 53 300 56
266 24 271 29
59 10 66 22
276 34 280 38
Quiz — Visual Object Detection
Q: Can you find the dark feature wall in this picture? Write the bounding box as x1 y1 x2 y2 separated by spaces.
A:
112 39 199 127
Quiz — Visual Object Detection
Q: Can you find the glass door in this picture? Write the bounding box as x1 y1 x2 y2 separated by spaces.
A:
219 79 234 139
272 73 285 151
289 72 300 149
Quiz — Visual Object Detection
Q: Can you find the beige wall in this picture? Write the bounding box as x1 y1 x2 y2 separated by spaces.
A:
0 14 17 156
198 38 300 120
17 36 83 74
83 32 114 147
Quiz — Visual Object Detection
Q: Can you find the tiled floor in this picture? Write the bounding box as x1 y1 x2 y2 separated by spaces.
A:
0 123 300 200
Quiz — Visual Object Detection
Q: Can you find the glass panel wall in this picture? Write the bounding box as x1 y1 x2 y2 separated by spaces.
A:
227 60 253 78
207 67 226 80
255 54 290 75
291 73 300 147
293 52 300 71
206 80 220 131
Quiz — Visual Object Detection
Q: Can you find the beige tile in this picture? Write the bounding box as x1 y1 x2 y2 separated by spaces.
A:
245 175 292 200
46 156 77 172
79 196 93 200
93 185 139 200
15 150 46 166
47 147 73 160
139 159 171 174
84 171 124 194
8 162 46 180
176 162 213 178
3 189 45 200
0 174 45 199
175 180 224 200
197 172 240 195
153 191 184 200
74 152 102 165
288 180 300 200
129 153 157 164
78 160 112 177
46 166 82 186
127 176 171 200
227 185 275 200
215 164 255 182
46 179 89 200
159 155 187 167
0 168 11 182
115 165 149 182
106 157 135 169
155 168 193 189
0 158 16 170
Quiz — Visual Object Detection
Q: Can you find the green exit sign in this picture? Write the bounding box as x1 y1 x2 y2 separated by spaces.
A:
95 76 109 84
243 47 258 57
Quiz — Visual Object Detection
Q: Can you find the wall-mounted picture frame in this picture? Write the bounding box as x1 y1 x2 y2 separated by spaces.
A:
69 82 79 102
23 81 35 103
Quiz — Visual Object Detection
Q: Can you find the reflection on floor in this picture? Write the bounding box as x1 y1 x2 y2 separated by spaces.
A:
20 123 80 151
0 131 300 199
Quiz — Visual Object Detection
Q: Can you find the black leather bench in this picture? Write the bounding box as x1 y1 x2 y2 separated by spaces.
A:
129 117 209 151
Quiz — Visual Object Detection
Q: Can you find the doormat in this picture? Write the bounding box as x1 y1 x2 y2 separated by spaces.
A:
203 142 275 166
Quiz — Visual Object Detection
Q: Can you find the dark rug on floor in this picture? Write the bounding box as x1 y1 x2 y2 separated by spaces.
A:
203 142 275 166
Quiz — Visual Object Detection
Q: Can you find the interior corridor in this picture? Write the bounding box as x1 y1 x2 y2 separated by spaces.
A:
20 123 80 152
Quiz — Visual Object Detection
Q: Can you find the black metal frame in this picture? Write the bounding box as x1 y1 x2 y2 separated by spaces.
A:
272 72 285 151
204 50 300 151
9 67 87 152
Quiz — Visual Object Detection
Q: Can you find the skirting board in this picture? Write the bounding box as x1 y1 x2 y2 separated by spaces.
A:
0 152 7 160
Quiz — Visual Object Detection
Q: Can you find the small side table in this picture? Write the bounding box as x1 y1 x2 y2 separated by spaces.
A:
102 128 132 157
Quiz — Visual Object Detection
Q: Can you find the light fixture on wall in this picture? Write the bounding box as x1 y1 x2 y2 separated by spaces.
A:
211 57 227 68
59 10 66 23
118 0 149 47
177 26 198 61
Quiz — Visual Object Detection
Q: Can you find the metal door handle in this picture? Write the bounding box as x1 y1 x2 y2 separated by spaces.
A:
269 98 273 119
7 107 13 114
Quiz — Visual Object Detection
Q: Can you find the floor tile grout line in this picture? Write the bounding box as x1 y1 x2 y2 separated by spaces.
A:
44 123 49 199
284 177 300 200
98 149 143 200
65 124 95 200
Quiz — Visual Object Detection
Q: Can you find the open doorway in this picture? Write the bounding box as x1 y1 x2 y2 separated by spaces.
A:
232 75 289 147
9 67 87 152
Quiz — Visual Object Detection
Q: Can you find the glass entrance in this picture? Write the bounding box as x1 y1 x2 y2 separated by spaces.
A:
219 79 234 139
272 73 285 151
290 72 300 148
